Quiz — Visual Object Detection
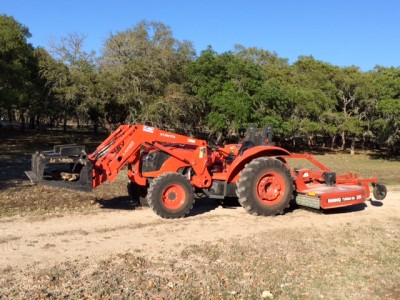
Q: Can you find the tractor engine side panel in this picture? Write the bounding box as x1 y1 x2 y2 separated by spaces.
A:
141 151 170 173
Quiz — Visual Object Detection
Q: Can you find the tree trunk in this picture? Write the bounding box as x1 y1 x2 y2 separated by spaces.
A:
306 134 315 148
20 110 26 131
63 118 67 132
103 119 114 133
216 131 224 144
29 115 35 129
350 137 356 155
7 109 13 128
341 131 346 149
331 135 336 150
103 113 116 133
93 120 99 133
49 116 55 128
36 114 41 128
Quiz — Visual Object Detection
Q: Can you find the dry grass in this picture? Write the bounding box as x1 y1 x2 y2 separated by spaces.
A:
285 153 400 186
1 218 399 299
0 176 132 217
308 153 400 186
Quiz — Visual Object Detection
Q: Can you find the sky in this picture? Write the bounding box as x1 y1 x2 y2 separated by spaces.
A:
1 0 400 71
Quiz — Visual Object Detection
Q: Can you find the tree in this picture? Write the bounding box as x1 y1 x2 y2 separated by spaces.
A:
35 47 68 127
372 67 400 152
234 45 291 84
98 20 195 131
256 56 337 147
333 66 369 153
186 47 264 142
44 33 97 131
25 47 50 129
0 14 36 128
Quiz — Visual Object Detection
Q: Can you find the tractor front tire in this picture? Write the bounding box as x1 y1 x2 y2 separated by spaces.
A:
237 157 294 216
127 181 149 207
147 172 194 219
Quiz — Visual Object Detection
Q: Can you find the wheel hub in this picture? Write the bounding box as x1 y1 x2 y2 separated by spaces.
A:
256 171 286 205
258 176 281 201
162 184 185 209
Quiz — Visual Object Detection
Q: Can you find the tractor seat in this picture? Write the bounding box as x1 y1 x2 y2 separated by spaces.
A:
226 140 255 164
238 140 255 156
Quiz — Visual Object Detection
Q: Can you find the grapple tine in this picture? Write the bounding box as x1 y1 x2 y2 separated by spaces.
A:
24 144 93 192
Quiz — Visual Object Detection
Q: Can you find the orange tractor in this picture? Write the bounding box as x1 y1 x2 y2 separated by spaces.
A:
25 124 387 218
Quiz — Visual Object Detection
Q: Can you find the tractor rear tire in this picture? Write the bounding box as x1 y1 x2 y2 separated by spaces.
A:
127 181 149 207
147 172 194 219
237 157 294 216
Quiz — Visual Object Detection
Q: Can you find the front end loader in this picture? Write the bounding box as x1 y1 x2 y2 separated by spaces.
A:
25 144 92 192
25 124 387 219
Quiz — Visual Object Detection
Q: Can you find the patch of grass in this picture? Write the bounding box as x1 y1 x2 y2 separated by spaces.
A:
286 152 400 185
317 153 400 185
0 184 98 217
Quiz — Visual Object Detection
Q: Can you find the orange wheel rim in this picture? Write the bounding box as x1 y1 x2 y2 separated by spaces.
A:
256 171 286 206
162 184 186 209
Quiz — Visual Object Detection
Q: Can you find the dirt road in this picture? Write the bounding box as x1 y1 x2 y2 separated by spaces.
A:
1 191 399 269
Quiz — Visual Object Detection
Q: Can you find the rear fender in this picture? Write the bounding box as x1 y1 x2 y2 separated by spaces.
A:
226 146 291 183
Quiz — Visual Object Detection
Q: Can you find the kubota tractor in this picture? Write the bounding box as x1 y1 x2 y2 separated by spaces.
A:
25 124 387 218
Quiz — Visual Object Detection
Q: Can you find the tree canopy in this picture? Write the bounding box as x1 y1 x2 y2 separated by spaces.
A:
1 15 400 153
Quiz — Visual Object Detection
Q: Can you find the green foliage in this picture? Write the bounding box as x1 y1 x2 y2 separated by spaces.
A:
370 67 400 147
37 33 97 130
1 16 400 152
186 48 264 139
0 14 35 116
98 20 195 131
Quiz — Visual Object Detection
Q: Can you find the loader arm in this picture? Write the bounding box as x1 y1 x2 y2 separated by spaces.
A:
89 125 211 188
25 124 211 191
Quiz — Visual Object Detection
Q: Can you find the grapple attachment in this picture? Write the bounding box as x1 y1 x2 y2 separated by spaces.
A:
25 144 93 192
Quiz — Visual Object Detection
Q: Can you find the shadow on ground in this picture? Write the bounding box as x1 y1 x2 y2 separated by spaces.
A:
189 197 220 216
321 198 384 215
0 152 31 189
95 196 138 210
323 203 368 215
96 195 224 217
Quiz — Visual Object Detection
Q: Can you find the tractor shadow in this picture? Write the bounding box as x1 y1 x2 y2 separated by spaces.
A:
294 203 366 215
188 197 221 217
95 195 223 217
322 203 368 215
323 198 384 215
95 196 139 210
320 198 384 215
95 196 303 216
367 199 384 207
